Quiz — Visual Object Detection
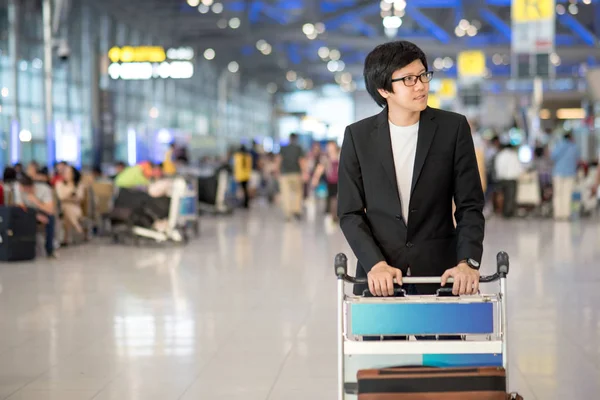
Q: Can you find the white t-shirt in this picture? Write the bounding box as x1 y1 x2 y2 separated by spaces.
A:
389 120 419 224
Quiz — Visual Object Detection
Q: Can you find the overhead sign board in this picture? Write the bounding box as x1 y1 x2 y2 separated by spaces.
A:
457 51 486 78
108 46 195 80
511 0 555 54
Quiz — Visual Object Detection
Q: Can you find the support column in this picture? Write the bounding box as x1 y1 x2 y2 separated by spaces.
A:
8 0 20 165
43 0 55 168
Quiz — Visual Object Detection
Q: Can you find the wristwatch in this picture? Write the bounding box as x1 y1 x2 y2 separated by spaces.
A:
461 258 480 270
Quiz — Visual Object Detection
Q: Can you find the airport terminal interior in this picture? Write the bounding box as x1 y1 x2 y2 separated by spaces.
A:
1 0 600 399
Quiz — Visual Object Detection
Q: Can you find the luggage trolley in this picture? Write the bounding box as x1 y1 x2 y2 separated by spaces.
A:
335 251 511 400
178 175 200 238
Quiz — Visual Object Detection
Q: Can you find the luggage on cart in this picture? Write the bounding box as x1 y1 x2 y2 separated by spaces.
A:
357 366 516 400
334 252 522 400
0 206 37 261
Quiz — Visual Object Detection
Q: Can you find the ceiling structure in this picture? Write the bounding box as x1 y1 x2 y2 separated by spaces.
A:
105 0 600 92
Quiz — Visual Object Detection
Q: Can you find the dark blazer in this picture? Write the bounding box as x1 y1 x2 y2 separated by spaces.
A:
337 106 485 294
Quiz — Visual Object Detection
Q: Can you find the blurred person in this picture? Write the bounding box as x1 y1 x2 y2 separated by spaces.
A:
494 143 523 218
305 142 323 198
469 120 487 193
13 163 23 178
277 133 306 221
551 132 580 220
311 140 340 222
55 165 86 244
163 142 177 176
248 141 262 199
114 161 155 189
338 40 484 298
262 152 279 204
14 174 56 258
111 161 127 180
233 145 252 209
2 167 18 204
50 161 68 186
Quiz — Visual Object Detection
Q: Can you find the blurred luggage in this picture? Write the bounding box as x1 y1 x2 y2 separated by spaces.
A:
0 206 37 261
357 366 518 400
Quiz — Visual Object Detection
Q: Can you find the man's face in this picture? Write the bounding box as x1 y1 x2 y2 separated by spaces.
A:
20 184 34 195
379 59 429 114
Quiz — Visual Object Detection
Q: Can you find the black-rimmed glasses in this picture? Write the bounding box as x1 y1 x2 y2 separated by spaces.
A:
391 71 434 87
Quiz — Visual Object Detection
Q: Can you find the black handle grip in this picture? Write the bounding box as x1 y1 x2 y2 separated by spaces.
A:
335 251 509 284
496 251 509 277
334 253 348 278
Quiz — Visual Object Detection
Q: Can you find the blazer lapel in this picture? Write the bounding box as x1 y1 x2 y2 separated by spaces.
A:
374 108 402 210
411 107 438 195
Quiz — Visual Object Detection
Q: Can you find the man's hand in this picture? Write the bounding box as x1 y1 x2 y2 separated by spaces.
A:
36 214 49 224
367 262 403 297
441 262 480 295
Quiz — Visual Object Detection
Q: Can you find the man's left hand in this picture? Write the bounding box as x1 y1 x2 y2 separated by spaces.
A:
441 262 480 295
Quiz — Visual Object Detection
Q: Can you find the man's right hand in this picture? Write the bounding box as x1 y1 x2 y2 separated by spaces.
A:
367 262 403 296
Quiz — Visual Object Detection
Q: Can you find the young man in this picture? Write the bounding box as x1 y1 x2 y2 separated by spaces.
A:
277 133 306 221
15 174 57 258
338 41 485 297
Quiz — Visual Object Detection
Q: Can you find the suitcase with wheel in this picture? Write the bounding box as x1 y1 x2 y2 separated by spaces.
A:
0 206 37 261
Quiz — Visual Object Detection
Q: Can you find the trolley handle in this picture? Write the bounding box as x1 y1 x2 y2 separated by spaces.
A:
334 251 509 284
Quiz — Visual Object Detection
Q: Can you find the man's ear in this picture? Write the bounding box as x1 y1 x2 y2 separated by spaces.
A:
377 88 389 100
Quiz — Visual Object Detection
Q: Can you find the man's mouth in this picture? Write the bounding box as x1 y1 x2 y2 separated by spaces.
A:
414 94 426 101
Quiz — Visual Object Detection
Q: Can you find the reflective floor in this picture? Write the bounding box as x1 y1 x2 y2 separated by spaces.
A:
0 204 598 399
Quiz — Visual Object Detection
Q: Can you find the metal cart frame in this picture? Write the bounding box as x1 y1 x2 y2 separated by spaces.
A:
335 251 510 400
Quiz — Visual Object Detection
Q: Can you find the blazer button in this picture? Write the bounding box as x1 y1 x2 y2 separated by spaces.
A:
395 214 402 220
410 209 417 213
406 242 414 248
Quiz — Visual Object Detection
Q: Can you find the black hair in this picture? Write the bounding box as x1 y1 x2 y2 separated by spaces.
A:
19 174 34 187
3 167 17 183
564 132 573 140
364 40 428 108
289 133 298 141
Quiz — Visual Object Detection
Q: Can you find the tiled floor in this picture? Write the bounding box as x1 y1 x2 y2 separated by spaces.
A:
0 204 599 399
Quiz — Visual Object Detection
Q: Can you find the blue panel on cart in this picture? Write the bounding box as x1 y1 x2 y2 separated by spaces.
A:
350 302 494 335
423 353 503 367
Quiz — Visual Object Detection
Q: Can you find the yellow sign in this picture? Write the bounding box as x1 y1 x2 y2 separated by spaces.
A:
439 79 457 98
427 94 440 109
512 0 555 23
108 46 166 63
457 51 486 78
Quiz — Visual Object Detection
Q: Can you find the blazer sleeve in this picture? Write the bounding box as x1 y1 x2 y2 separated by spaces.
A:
337 127 386 273
453 116 485 264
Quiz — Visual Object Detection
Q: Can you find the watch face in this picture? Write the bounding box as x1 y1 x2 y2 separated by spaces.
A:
469 259 480 268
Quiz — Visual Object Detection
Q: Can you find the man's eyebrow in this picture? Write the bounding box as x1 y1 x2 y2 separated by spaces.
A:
398 69 427 78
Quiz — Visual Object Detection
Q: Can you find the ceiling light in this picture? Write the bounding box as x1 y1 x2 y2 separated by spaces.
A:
334 73 343 84
303 23 315 35
318 46 330 59
583 0 591 4
466 26 478 36
315 22 326 34
556 4 566 14
198 4 209 13
433 58 444 70
267 83 278 94
459 19 470 30
203 48 215 60
261 44 272 55
329 49 341 61
306 31 318 40
568 4 578 14
201 0 213 5
228 61 239 73
327 60 339 72
149 107 159 119
393 0 406 11
217 19 228 28
296 78 306 90
383 15 402 29
19 129 32 143
550 52 561 66
455 26 466 37
256 40 268 51
492 54 503 65
212 3 223 13
305 79 314 90
229 17 241 29
336 61 346 71
394 9 405 17
341 72 352 84
1 88 8 97
286 71 297 82
384 27 399 38
443 57 454 69
380 0 393 11
187 0 200 7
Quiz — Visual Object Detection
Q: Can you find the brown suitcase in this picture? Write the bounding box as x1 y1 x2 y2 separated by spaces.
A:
357 366 522 400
